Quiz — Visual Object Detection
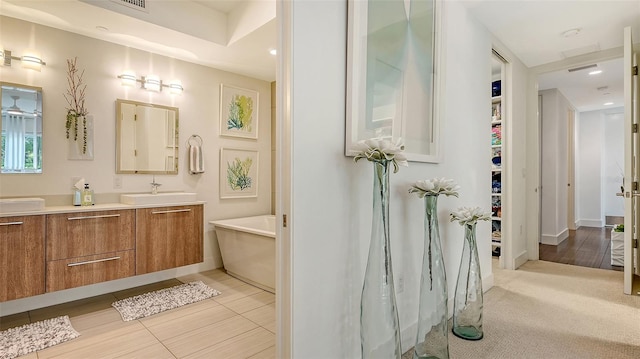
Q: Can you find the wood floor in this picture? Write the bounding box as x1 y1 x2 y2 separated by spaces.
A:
539 226 623 271
0 269 275 359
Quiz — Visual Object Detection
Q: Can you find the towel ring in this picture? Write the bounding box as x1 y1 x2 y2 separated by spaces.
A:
188 134 203 147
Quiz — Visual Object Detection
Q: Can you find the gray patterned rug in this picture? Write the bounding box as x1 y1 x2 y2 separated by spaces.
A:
0 315 80 359
112 281 221 321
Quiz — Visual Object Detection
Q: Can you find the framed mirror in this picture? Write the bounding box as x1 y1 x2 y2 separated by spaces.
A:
345 0 442 163
1 82 43 174
116 99 179 174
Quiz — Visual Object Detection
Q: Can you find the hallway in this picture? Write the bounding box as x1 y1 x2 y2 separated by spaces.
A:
539 227 623 271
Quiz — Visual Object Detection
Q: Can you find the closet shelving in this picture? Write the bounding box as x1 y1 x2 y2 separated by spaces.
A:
491 80 502 256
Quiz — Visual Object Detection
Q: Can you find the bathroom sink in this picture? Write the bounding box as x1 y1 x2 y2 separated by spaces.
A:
0 198 45 213
120 192 197 205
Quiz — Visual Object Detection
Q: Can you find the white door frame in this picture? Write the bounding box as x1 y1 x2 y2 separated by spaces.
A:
622 26 638 294
567 109 577 231
275 1 293 357
526 48 624 262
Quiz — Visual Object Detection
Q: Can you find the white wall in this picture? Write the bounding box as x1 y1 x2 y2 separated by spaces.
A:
289 1 493 357
577 110 604 226
0 16 271 314
603 109 625 217
539 88 573 244
575 107 625 226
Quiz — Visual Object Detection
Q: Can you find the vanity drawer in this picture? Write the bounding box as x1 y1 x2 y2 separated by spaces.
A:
46 209 135 261
0 215 46 302
46 250 135 292
136 205 203 274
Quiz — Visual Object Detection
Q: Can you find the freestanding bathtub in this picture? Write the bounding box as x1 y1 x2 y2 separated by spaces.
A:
210 215 275 293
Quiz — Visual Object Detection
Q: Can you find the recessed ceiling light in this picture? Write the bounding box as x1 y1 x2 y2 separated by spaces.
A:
561 28 581 37
589 70 602 75
604 102 614 106
269 49 277 56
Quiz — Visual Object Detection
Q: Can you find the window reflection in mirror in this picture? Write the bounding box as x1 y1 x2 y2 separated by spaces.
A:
116 99 178 174
1 83 43 174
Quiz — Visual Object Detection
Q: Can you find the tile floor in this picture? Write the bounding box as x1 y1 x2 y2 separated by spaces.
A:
0 270 275 359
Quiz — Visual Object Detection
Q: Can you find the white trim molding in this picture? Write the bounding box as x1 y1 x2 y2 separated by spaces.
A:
541 229 569 245
576 219 605 228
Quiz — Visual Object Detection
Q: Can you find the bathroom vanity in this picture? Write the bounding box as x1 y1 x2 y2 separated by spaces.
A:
0 201 203 302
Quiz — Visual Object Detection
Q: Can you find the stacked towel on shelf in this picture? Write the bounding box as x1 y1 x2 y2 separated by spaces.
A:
189 139 204 174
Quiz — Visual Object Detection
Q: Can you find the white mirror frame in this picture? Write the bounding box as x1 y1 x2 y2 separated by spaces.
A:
345 0 443 163
1 82 44 174
115 99 179 175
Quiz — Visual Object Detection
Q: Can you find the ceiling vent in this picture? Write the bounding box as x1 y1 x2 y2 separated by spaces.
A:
567 64 597 72
110 0 148 12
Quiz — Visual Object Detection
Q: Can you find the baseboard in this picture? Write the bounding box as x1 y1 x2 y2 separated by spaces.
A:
400 273 494 353
541 229 569 245
514 250 528 269
577 219 604 228
401 321 418 355
482 273 494 292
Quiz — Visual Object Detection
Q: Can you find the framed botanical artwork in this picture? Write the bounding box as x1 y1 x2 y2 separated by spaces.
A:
219 84 259 139
220 148 259 198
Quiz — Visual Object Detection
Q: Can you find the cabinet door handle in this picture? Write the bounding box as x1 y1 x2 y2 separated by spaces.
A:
0 221 23 226
151 209 192 214
67 256 121 267
67 214 121 221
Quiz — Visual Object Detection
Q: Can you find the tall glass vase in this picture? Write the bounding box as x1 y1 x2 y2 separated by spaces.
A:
361 160 402 359
413 195 449 359
452 222 484 340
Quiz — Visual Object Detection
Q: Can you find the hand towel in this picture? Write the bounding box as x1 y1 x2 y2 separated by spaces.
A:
189 144 204 174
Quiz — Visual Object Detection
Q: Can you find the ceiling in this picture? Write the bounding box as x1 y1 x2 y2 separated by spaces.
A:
463 0 640 112
0 0 277 82
1 0 639 112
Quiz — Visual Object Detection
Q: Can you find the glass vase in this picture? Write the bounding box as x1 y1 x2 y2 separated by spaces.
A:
361 160 402 359
413 195 449 359
452 222 484 340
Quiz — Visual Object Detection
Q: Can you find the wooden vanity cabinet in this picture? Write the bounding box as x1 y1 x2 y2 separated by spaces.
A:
136 204 203 274
45 209 135 291
0 215 45 301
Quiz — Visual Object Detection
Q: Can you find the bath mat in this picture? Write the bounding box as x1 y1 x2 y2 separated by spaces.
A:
112 281 221 321
0 315 80 359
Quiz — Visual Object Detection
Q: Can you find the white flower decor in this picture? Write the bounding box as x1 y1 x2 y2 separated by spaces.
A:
409 178 460 198
353 138 409 173
450 206 491 226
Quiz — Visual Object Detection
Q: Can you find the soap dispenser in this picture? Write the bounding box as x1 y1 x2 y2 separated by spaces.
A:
81 183 94 206
73 188 82 206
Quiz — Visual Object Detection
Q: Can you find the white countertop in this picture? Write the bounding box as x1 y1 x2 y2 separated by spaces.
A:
0 201 206 218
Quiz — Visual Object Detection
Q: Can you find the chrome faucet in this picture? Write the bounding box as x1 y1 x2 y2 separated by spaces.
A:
150 175 162 195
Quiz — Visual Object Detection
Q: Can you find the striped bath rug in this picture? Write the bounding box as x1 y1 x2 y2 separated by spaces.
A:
112 281 221 321
0 315 80 359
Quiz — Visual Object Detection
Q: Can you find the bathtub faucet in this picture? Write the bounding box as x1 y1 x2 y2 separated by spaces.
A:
150 176 162 195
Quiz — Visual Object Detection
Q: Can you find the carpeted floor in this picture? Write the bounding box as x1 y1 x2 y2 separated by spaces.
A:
404 260 640 358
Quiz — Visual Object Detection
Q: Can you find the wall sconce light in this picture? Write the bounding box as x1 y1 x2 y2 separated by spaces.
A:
117 71 184 94
119 70 137 87
1 49 46 71
142 75 161 92
167 80 183 95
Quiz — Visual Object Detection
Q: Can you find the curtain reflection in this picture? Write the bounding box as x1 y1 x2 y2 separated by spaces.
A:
4 115 26 171
1 84 43 173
